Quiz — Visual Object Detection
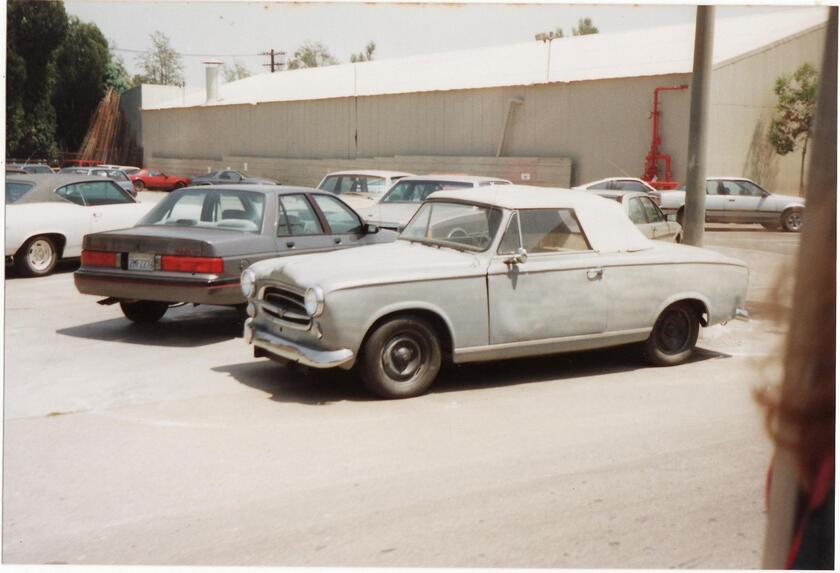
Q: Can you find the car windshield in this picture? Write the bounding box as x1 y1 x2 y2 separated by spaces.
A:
92 169 129 182
123 167 140 175
381 180 473 204
139 189 266 233
5 181 35 204
319 175 387 195
400 201 503 252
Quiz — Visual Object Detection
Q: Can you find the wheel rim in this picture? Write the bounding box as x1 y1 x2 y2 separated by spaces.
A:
656 308 692 354
27 239 54 272
381 333 425 381
786 211 802 231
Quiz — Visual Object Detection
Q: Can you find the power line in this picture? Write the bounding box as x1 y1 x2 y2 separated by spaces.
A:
261 49 286 72
111 47 262 58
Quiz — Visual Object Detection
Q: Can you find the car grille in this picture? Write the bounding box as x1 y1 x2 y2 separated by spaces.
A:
258 285 311 329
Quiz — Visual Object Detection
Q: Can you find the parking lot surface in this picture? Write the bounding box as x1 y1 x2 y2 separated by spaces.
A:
3 226 798 567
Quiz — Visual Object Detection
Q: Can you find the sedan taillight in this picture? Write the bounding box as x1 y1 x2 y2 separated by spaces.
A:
81 250 119 268
160 256 224 274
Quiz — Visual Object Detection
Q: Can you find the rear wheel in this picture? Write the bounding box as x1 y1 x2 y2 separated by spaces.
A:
644 302 700 366
174 182 186 190
133 180 145 192
15 235 58 277
781 208 803 232
359 316 442 399
120 301 169 323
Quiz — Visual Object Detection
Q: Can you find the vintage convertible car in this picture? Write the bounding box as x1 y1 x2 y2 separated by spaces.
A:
243 186 749 399
74 185 397 323
5 174 152 276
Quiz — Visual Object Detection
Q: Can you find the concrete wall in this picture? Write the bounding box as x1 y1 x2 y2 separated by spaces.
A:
142 25 828 194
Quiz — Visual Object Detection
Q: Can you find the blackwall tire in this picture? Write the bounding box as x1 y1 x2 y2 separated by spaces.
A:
133 180 145 192
644 301 700 366
120 301 169 324
359 316 442 399
15 235 58 277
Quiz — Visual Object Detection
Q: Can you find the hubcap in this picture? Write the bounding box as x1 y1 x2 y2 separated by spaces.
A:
27 240 54 272
382 334 424 381
657 308 691 354
786 211 802 231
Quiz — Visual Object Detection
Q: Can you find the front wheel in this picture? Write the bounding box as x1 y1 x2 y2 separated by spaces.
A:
781 209 803 232
133 180 145 192
120 301 169 324
359 316 442 399
15 235 58 277
644 302 700 366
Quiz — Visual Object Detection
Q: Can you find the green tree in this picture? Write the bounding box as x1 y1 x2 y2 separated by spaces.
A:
552 27 565 39
6 0 68 158
572 17 599 36
104 44 135 94
287 41 338 70
134 31 184 85
223 61 251 82
350 41 376 63
769 63 819 194
52 16 111 151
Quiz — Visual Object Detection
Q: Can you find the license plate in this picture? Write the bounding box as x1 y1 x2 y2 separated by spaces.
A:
127 253 155 271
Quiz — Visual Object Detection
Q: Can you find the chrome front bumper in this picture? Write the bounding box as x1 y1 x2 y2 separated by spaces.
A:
243 318 354 369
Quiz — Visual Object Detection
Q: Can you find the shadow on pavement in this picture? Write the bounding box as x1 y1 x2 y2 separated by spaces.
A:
57 305 243 348
216 343 729 405
5 259 80 280
705 226 776 234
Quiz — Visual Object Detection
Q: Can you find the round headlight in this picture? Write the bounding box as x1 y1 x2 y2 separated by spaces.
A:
304 286 324 317
240 269 256 298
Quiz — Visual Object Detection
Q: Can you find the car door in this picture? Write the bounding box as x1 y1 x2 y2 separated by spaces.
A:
725 180 774 223
487 209 608 345
53 183 94 256
274 193 335 254
78 180 144 233
638 195 673 240
145 169 167 190
705 180 731 222
310 193 368 248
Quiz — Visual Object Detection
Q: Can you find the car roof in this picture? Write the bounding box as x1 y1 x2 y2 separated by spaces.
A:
6 174 129 204
399 174 510 184
591 190 649 199
178 184 326 195
426 185 652 252
324 170 414 178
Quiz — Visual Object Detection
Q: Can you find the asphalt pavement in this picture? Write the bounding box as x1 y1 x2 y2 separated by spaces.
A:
2 225 799 567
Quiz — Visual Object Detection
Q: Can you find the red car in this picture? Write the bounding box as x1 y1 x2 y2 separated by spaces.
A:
129 168 192 192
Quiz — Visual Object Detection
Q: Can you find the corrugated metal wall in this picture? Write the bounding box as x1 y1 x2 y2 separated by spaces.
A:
143 25 827 193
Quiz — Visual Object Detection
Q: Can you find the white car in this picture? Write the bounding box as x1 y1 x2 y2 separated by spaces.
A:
357 174 512 231
5 174 153 276
593 190 682 242
316 170 414 209
574 177 661 202
659 177 805 232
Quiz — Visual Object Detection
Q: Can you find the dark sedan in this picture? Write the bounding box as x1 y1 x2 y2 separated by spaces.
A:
190 170 278 186
74 185 397 323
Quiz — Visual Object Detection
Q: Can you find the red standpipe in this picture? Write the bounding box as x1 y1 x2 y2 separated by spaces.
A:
643 84 688 190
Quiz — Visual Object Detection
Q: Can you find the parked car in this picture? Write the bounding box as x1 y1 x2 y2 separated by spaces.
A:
5 175 153 277
659 177 805 232
316 170 414 208
60 159 98 169
593 190 682 242
74 185 398 323
6 163 55 174
190 170 279 186
243 185 749 399
574 177 661 204
58 166 136 197
357 175 511 231
129 168 192 192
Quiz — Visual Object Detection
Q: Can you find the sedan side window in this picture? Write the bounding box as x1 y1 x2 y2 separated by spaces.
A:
518 209 590 253
627 198 648 225
312 194 362 234
278 194 323 236
79 181 134 205
56 183 87 206
640 197 665 223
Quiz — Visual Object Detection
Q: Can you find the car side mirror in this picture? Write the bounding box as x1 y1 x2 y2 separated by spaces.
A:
364 223 380 234
505 247 528 266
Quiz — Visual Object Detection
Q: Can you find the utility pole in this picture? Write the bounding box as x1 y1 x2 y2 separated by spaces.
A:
683 6 715 247
261 49 286 73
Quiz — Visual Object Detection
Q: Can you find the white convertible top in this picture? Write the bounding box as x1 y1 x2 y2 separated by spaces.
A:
429 185 652 253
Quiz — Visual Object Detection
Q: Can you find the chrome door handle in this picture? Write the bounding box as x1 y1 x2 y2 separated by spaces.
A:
285 241 295 248
586 268 603 281
334 238 341 244
727 198 736 202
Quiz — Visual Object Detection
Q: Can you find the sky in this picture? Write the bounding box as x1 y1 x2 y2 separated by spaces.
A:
64 1 820 89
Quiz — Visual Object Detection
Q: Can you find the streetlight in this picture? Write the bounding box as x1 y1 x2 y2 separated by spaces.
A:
535 31 562 81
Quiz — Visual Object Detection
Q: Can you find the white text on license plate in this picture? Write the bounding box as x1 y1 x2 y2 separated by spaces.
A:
128 253 155 271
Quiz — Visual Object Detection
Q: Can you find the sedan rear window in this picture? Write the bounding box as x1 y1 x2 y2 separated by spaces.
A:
141 189 265 233
5 181 34 204
381 180 473 204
